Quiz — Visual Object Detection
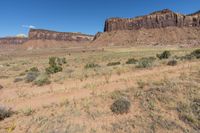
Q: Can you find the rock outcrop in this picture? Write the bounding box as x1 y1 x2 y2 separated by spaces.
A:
0 37 28 45
104 9 200 32
29 29 94 42
0 29 94 45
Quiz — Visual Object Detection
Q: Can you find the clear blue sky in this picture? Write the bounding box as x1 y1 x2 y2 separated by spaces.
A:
0 0 199 37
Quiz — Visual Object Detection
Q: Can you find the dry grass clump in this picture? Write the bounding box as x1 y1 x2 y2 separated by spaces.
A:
84 63 100 69
34 73 51 86
107 61 121 66
110 98 131 114
167 60 178 66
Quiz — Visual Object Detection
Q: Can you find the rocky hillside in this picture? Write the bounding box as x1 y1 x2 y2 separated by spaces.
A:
0 37 28 45
104 9 200 32
29 29 94 42
93 9 200 47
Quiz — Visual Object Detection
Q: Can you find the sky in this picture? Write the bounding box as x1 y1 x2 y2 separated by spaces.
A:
0 0 199 37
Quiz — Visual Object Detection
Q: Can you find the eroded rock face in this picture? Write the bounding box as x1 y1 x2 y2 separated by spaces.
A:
0 37 28 45
104 9 200 32
29 29 94 42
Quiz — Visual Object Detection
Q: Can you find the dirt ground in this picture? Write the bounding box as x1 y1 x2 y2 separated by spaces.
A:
0 46 199 133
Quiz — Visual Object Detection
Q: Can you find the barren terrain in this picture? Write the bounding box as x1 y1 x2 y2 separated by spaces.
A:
0 46 199 133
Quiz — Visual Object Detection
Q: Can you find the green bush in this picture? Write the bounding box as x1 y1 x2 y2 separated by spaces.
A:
0 106 13 121
167 60 178 66
84 63 100 69
34 73 51 86
157 51 171 59
110 98 131 114
46 65 62 74
180 54 196 60
46 57 64 74
136 57 154 68
126 58 138 64
191 49 200 59
180 49 200 60
107 62 121 66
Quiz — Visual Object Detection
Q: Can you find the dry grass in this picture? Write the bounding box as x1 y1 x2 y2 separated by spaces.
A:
0 46 199 133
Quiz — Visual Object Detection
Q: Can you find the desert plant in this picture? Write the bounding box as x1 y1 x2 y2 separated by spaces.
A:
29 67 39 72
61 57 67 64
110 98 131 114
0 106 13 120
34 73 51 86
84 63 100 69
136 57 154 68
191 49 200 59
107 61 121 66
0 85 3 90
157 51 171 59
167 60 178 66
46 57 63 74
14 78 23 83
46 65 62 74
126 58 138 64
25 71 40 83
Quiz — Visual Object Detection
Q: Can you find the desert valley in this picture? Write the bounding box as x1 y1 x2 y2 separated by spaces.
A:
0 9 200 133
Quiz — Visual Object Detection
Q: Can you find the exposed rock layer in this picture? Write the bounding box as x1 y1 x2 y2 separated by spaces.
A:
0 37 28 45
29 29 94 42
0 29 94 45
104 9 200 32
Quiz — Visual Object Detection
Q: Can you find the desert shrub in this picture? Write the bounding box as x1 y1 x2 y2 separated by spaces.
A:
191 49 200 59
84 63 100 69
29 67 39 72
180 54 196 60
61 57 67 64
110 98 131 114
136 57 154 68
14 78 23 83
180 49 200 60
0 85 3 90
107 61 121 66
191 99 200 120
167 60 178 66
0 106 13 120
46 65 62 74
157 51 171 59
126 58 138 64
25 71 40 83
46 57 63 74
34 73 51 86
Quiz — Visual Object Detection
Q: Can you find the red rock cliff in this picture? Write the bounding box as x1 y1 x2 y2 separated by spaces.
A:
0 37 28 45
104 9 200 32
29 29 94 42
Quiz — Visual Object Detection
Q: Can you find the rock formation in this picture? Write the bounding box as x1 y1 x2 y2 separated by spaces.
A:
104 9 200 32
29 29 94 42
0 29 94 45
0 37 28 45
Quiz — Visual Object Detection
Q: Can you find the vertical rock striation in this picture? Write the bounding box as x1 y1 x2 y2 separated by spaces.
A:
104 9 200 32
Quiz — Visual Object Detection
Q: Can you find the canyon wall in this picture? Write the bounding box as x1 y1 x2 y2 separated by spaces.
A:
104 9 200 32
